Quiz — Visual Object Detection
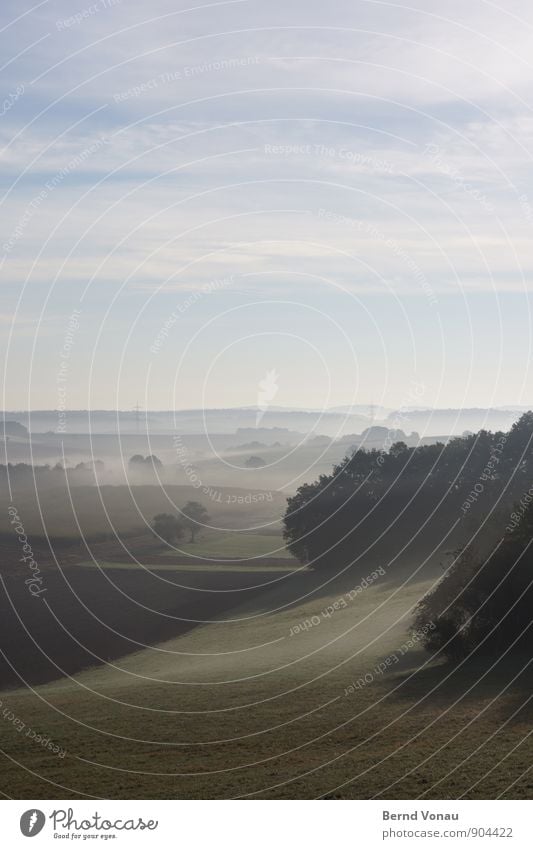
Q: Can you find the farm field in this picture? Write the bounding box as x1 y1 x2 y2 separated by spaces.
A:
0 484 285 539
161 531 294 560
81 561 298 572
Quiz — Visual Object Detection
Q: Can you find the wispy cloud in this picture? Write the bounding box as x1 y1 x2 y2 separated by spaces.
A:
2 0 533 407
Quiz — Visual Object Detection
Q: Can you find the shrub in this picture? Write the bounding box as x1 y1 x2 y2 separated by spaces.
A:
415 503 533 660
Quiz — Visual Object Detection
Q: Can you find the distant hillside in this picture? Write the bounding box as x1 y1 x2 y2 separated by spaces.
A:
386 407 522 436
1 408 371 436
1 406 528 438
0 420 28 438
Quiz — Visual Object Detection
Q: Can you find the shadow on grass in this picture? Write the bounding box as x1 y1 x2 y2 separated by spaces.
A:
389 648 533 723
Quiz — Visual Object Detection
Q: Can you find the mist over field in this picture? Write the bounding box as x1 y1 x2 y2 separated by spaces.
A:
4 404 533 800
2 0 533 809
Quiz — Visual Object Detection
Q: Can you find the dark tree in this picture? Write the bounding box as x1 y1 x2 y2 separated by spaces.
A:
245 455 266 468
283 413 533 571
152 513 184 544
129 454 163 472
181 501 210 543
146 454 163 468
415 499 533 661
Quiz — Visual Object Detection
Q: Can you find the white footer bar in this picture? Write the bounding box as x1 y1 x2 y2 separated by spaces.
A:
3 799 531 848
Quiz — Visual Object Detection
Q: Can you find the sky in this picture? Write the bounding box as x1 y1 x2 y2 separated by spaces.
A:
2 0 533 412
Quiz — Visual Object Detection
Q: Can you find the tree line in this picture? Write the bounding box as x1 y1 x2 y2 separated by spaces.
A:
152 501 210 544
283 412 533 659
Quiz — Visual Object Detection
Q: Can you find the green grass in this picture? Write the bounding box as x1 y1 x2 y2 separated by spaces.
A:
80 560 299 573
2 563 532 799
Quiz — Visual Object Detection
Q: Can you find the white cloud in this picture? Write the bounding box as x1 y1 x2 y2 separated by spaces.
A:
2 0 533 406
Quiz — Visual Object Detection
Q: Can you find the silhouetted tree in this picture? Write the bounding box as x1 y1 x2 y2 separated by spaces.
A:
283 414 533 571
181 501 210 543
245 455 266 468
146 454 162 468
415 499 533 660
152 513 184 544
129 454 163 472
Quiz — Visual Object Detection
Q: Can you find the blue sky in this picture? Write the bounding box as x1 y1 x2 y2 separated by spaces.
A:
2 0 533 411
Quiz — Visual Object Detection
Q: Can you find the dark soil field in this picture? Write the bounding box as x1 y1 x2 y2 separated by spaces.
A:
0 559 305 690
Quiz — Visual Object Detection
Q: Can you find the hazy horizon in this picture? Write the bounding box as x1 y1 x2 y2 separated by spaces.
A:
3 402 533 413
